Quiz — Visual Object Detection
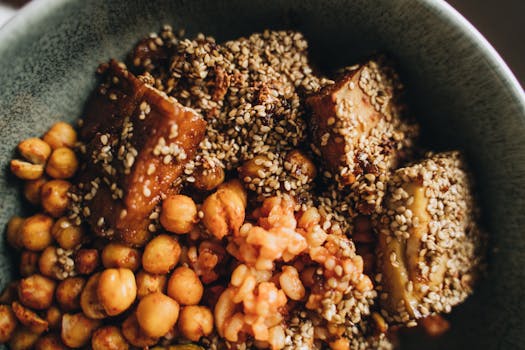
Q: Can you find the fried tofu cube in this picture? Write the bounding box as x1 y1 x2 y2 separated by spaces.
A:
307 58 417 213
72 60 206 246
376 152 484 324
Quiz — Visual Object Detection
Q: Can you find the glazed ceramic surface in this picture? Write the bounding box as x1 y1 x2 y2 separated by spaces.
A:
0 0 524 348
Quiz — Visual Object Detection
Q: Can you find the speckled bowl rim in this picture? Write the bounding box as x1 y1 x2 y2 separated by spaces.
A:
1 0 523 112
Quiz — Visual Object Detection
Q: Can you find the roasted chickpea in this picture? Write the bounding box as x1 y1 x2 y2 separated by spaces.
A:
6 216 25 249
238 155 269 181
219 179 247 207
136 270 167 299
0 304 17 343
43 122 77 149
167 266 203 306
24 178 47 206
74 248 100 275
38 246 58 278
61 312 100 348
18 274 56 310
45 306 62 330
97 268 136 316
45 147 78 179
51 217 84 250
92 325 129 350
136 292 180 338
11 301 48 334
20 251 40 277
80 273 107 319
201 180 246 239
56 277 86 312
285 149 317 181
101 243 141 271
8 327 40 350
193 163 225 191
20 214 53 251
41 180 71 218
142 234 181 274
35 334 69 350
121 313 158 347
160 195 198 234
178 305 213 341
10 159 44 180
18 138 52 165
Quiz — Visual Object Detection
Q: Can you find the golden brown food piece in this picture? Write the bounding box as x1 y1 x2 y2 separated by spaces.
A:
307 58 417 214
0 305 17 343
11 301 48 334
377 152 484 325
61 312 101 348
72 60 206 246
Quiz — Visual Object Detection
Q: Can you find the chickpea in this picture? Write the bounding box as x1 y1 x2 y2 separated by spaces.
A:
20 250 40 277
285 149 317 181
136 270 167 299
80 273 107 319
8 327 40 350
41 180 71 218
18 138 52 165
238 155 269 181
167 266 203 306
45 147 78 179
121 312 158 347
329 337 350 350
43 122 77 149
56 277 86 312
101 243 141 271
201 180 247 239
10 159 44 180
6 216 25 249
11 301 48 334
38 246 59 278
74 248 100 275
50 217 84 250
61 312 100 348
92 325 129 350
18 274 56 310
160 195 198 234
178 305 213 341
35 334 69 350
24 178 47 206
97 268 136 316
193 163 225 191
136 292 180 338
45 306 62 330
0 304 17 343
219 179 247 207
142 234 181 274
20 214 53 251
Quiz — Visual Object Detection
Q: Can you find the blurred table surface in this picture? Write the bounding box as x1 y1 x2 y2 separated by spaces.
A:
0 0 523 88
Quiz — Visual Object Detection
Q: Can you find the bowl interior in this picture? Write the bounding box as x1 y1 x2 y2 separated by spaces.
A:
1 0 524 348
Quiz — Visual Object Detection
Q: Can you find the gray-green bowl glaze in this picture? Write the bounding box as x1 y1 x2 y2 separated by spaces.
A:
1 0 524 349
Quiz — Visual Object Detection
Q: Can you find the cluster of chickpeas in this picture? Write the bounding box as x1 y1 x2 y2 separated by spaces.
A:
1 121 380 350
2 121 235 349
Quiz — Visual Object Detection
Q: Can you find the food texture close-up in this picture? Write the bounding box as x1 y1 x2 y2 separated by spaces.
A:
0 1 524 350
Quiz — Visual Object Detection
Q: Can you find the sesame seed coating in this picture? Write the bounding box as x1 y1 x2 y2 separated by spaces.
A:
376 151 486 324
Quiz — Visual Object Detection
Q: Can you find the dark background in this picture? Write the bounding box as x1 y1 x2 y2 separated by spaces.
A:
446 0 524 88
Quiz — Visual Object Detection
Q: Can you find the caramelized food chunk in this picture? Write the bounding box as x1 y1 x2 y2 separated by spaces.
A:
307 58 418 213
72 61 206 246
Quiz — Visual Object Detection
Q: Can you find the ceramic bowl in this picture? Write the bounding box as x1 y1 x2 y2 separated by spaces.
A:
1 0 524 348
